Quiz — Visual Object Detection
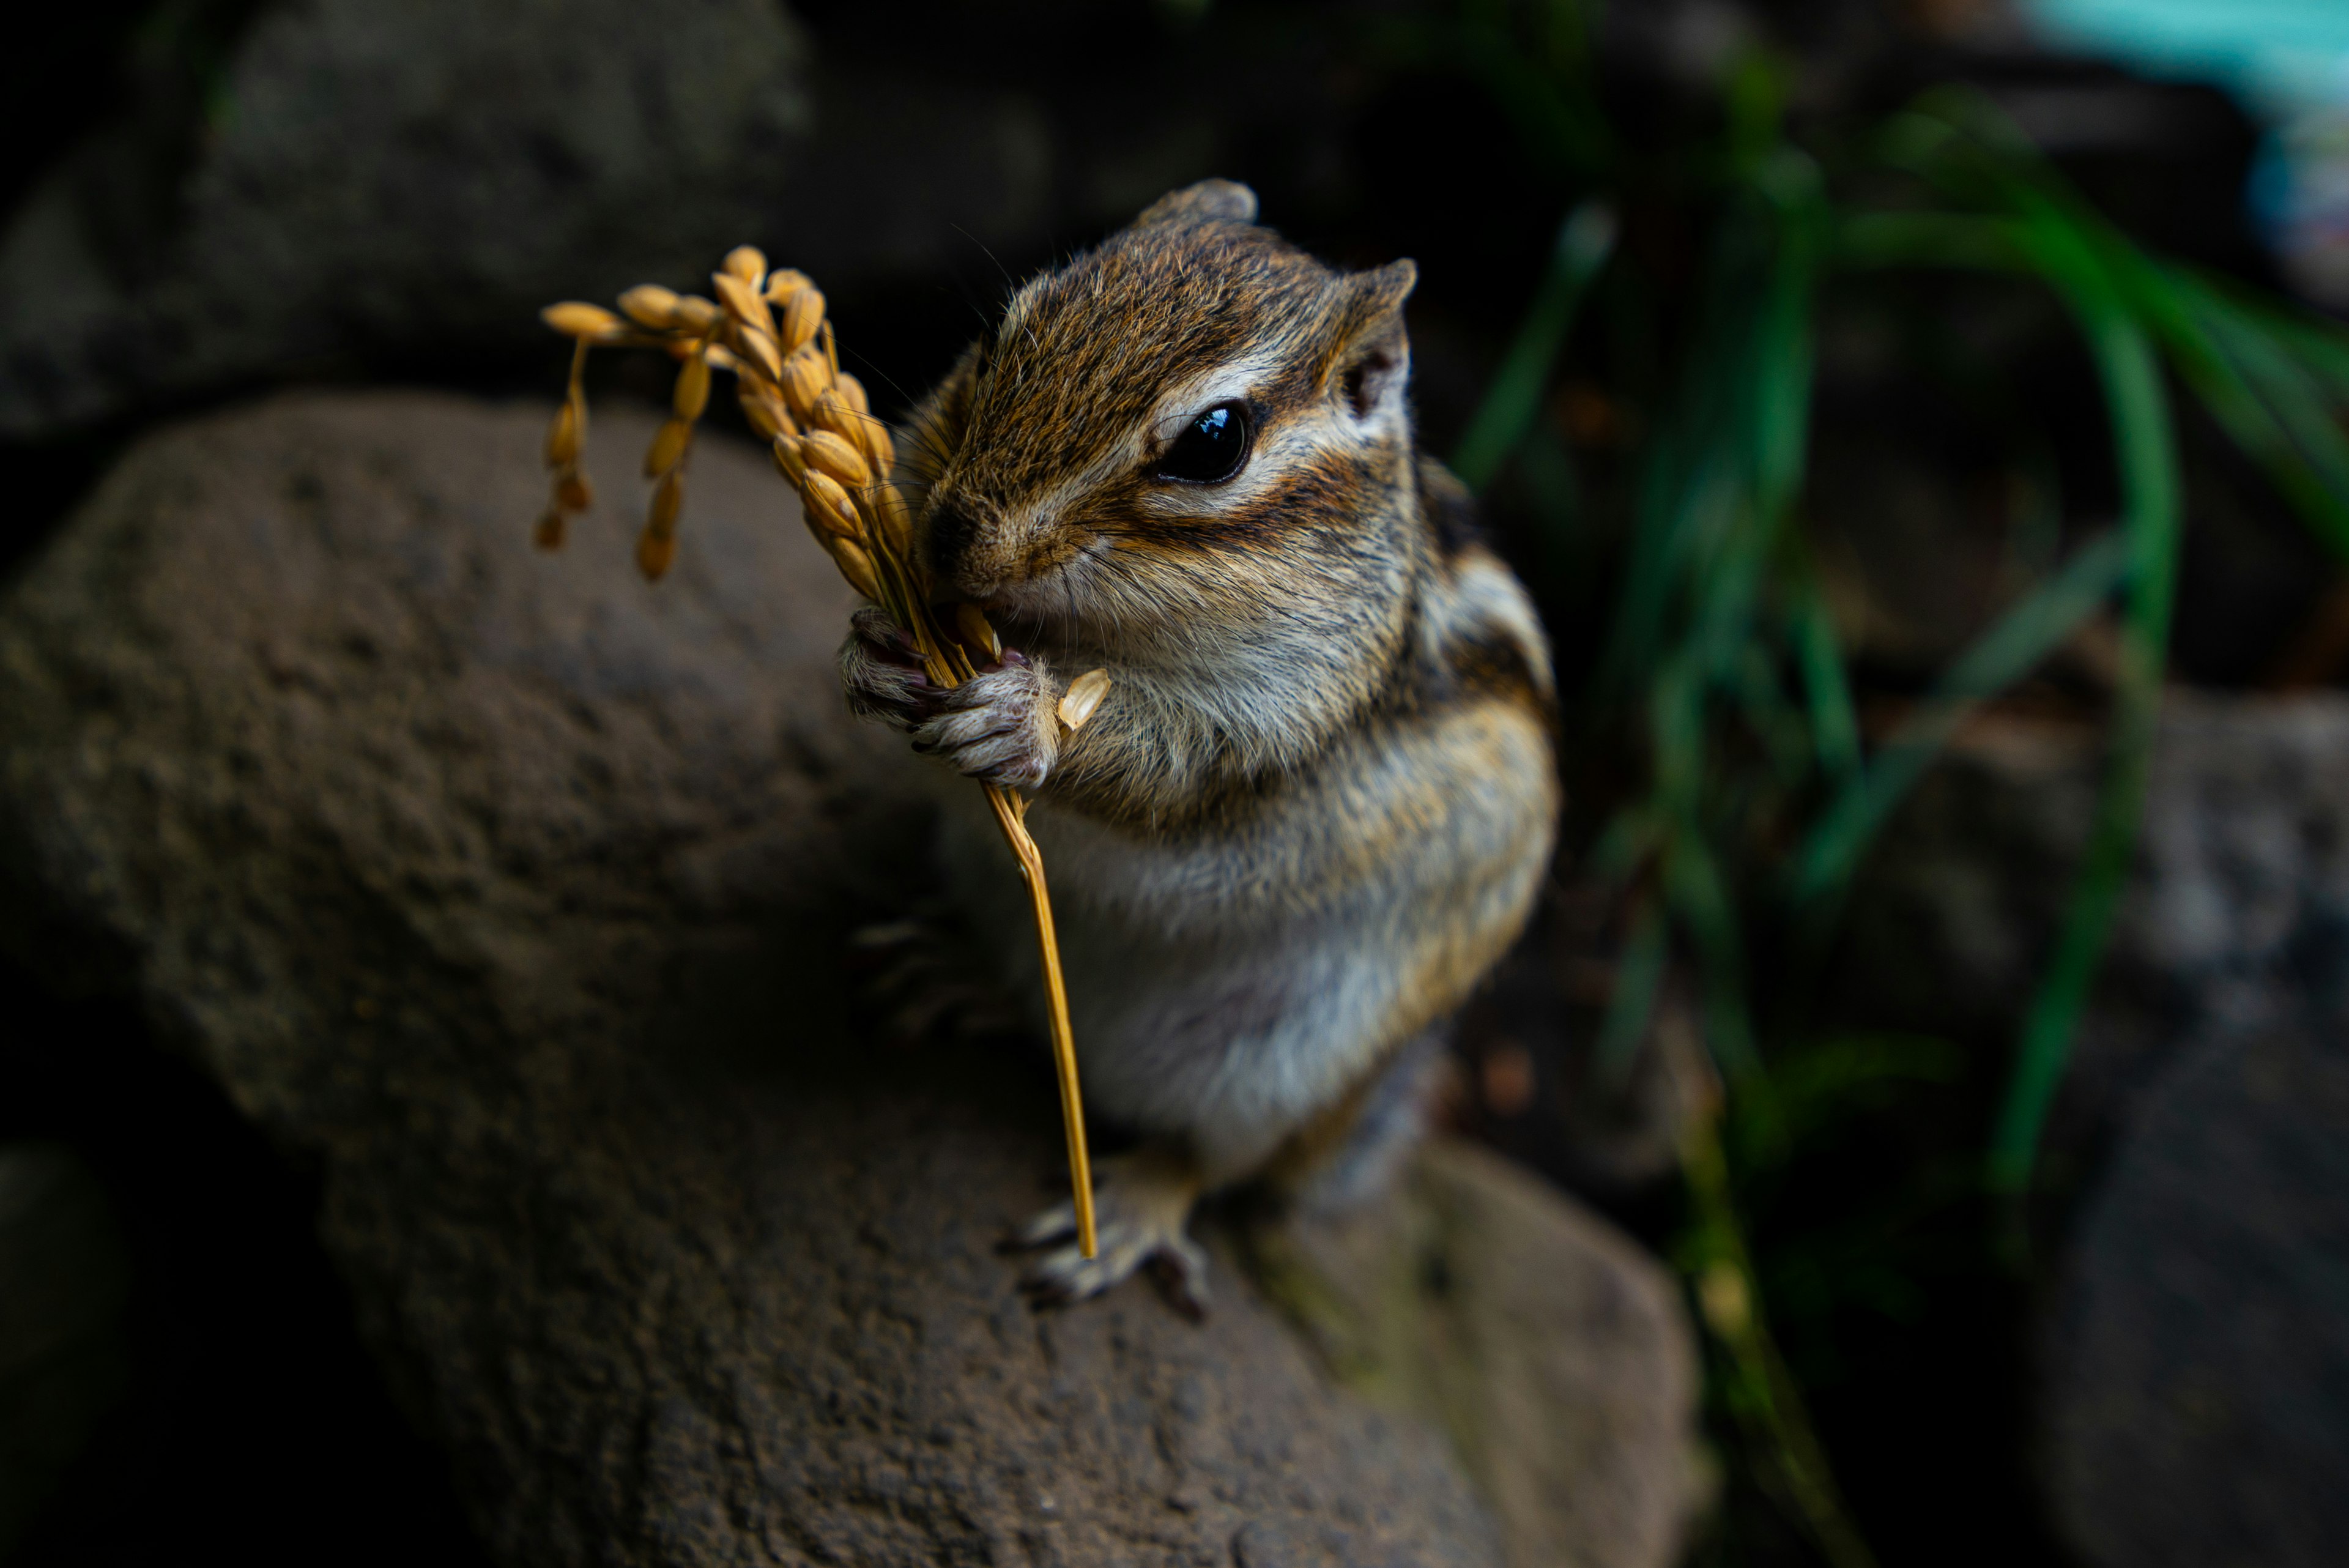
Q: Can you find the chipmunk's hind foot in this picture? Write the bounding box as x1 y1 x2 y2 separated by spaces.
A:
1011 1144 1208 1317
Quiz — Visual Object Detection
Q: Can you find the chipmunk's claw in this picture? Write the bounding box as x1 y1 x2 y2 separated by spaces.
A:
837 606 937 731
1009 1150 1208 1316
1015 1213 1211 1319
912 659 1059 790
842 606 1061 788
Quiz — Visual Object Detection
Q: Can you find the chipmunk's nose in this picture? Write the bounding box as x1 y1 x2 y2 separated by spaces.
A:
926 492 1032 599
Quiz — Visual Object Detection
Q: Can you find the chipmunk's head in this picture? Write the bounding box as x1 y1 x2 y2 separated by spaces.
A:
907 180 1423 667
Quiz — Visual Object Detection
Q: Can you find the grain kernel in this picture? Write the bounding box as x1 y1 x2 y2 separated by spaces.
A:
544 398 581 466
722 245 767 287
856 418 896 478
713 271 777 341
799 470 861 540
672 354 711 420
739 387 789 440
771 432 807 485
801 429 871 491
557 472 593 511
809 389 859 440
649 470 684 536
763 267 811 303
637 527 678 581
873 482 916 561
535 507 567 549
779 286 825 356
1057 669 1113 732
826 535 882 601
834 372 870 416
733 322 784 381
956 603 1002 662
618 284 681 329
671 295 722 332
645 417 691 478
779 351 829 421
542 302 621 338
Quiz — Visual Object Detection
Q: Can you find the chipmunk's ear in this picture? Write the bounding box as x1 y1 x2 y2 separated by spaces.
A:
1135 179 1259 228
1329 259 1418 421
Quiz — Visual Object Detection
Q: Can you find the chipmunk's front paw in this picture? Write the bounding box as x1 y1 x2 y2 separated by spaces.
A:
1012 1148 1208 1317
913 650 1061 791
837 606 938 732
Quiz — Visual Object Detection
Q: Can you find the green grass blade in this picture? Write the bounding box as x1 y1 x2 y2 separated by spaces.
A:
1832 210 2027 273
1595 892 1669 1085
1987 243 2181 1196
1447 12 1614 174
2219 281 2349 403
1787 573 1861 789
2190 292 2349 560
2113 256 2349 561
1454 200 1619 492
1751 149 1825 525
1788 530 2129 907
1666 816 1761 1081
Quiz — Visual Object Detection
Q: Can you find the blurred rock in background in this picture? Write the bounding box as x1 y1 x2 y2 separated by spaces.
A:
1842 696 2349 1187
2043 999 2349 1568
1846 697 2349 1567
0 0 1345 444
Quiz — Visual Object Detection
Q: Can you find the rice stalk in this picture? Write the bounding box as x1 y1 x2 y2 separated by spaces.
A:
536 253 1107 1259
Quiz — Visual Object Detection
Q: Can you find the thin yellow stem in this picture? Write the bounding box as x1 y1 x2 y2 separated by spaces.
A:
546 267 1099 1262
871 505 1097 1263
984 785 1096 1260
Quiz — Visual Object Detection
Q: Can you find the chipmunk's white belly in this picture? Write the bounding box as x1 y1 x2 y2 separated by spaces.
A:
942 807 1393 1179
937 703 1555 1183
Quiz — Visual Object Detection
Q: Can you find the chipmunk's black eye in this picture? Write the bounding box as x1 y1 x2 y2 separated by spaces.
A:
1153 401 1252 485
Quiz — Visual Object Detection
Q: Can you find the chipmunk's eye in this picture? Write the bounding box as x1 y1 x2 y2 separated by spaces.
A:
1153 401 1252 485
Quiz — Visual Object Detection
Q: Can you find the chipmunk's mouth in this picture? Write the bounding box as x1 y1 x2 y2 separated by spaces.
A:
961 537 1100 620
959 540 1121 658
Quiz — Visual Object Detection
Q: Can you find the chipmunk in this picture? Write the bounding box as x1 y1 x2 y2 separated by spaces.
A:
839 179 1558 1312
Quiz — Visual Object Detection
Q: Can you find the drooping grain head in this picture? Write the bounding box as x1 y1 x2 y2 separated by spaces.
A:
904 180 1425 683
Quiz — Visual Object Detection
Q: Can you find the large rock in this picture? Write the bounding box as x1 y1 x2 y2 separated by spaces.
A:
1841 696 2349 1175
1838 698 2349 1564
0 0 1055 439
0 390 1700 1566
2042 1005 2349 1568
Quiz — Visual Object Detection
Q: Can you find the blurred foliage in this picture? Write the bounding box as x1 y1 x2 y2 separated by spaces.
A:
1390 1 2349 1561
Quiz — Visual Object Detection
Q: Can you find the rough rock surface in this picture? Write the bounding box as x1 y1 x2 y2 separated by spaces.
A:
1258 1142 1705 1568
0 0 1055 439
0 390 1700 1566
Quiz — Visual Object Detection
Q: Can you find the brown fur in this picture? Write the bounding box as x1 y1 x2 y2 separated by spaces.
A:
844 180 1559 1307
